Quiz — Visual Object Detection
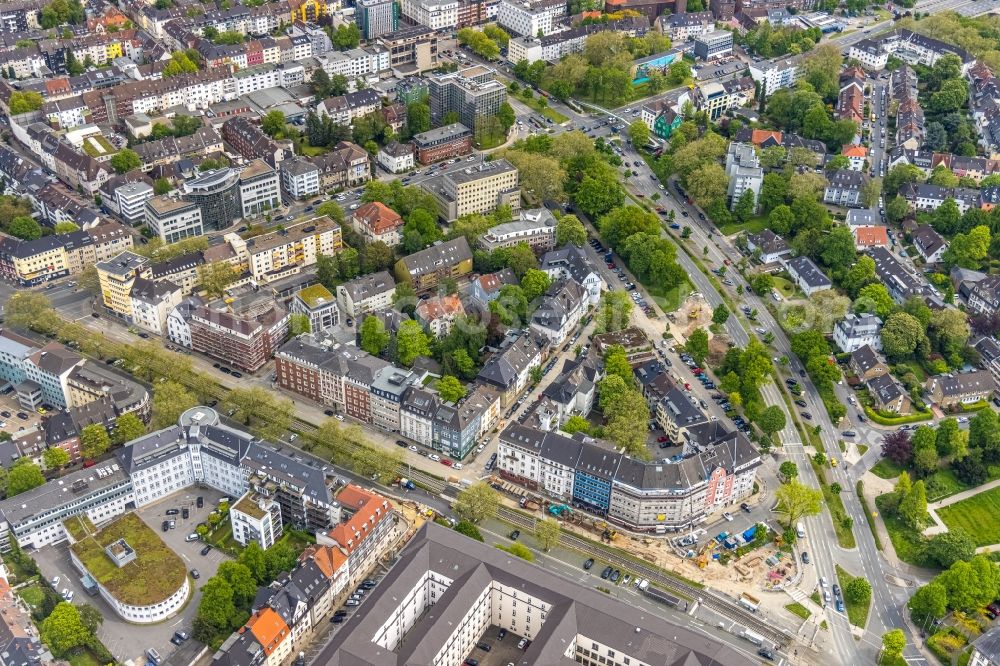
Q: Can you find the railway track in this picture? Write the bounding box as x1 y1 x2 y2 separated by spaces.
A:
495 507 794 648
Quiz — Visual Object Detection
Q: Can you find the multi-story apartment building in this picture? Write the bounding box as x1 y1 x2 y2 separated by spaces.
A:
96 251 152 320
506 16 648 64
357 0 399 39
480 207 556 253
370 367 419 433
476 331 544 407
280 158 321 200
748 58 800 96
847 29 974 72
724 142 762 212
317 485 394 584
378 26 438 72
189 302 290 372
496 0 566 37
222 116 290 167
659 11 714 42
114 181 155 226
427 65 507 129
129 277 183 337
497 423 760 530
144 196 204 244
421 159 520 221
412 123 473 165
336 271 396 319
401 0 459 30
693 29 733 60
832 313 883 353
233 216 343 283
290 284 340 333
394 236 473 291
926 370 995 408
539 244 603 305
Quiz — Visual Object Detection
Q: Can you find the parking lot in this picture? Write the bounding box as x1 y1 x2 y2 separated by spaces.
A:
0 391 41 438
32 486 232 664
468 627 527 666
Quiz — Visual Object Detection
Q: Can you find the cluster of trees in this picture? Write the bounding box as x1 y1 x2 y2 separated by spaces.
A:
877 306 971 372
658 128 730 215
917 55 977 156
163 50 201 78
789 330 845 422
202 27 245 45
598 345 650 458
880 469 929 531
359 316 432 367
40 602 106 660
908 554 1000 624
601 207 687 296
9 90 44 114
457 27 507 60
716 340 784 439
194 541 299 646
135 113 204 144
513 31 671 105
110 148 143 174
880 417 971 490
765 86 859 151
741 24 822 58
39 0 84 28
309 69 349 100
328 23 361 51
304 111 352 150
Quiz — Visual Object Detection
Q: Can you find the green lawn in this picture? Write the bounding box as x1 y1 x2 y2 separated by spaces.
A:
648 279 692 313
771 276 796 299
67 649 103 666
923 468 968 502
718 216 768 235
518 94 569 123
785 602 811 620
836 564 871 628
875 493 933 568
870 458 904 479
823 482 857 549
938 485 1000 547
297 143 328 157
16 585 45 610
475 131 508 150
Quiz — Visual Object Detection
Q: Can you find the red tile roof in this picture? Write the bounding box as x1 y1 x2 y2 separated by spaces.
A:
854 226 889 247
245 608 289 656
327 485 391 555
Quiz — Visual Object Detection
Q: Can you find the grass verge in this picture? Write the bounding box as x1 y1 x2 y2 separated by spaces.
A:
518 94 569 123
870 458 904 479
875 493 933 568
836 564 871 628
937 485 1000 547
718 216 768 235
785 602 811 620
856 481 883 551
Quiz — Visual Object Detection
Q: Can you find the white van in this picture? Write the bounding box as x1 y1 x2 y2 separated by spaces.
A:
796 522 805 538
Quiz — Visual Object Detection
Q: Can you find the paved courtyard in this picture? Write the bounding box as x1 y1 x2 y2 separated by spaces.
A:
32 486 232 664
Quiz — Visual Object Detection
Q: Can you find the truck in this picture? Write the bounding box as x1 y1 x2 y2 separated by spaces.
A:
741 629 764 646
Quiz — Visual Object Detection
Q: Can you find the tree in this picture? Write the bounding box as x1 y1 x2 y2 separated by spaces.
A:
396 320 431 366
447 517 485 542
7 458 44 496
289 313 311 336
42 447 69 470
534 517 561 552
684 328 709 365
261 110 286 137
881 629 906 663
406 102 431 136
768 205 794 235
236 542 268 583
196 577 238 640
897 479 927 528
575 170 624 218
562 415 590 435
881 430 913 467
845 576 872 605
520 268 551 302
759 173 788 212
53 221 79 234
349 445 401 483
757 405 786 436
80 424 110 460
113 412 145 445
8 90 43 114
110 148 141 174
596 290 633 333
856 283 894 320
779 461 798 481
555 214 586 247
454 482 499 523
331 23 361 49
198 261 239 298
152 381 198 429
908 581 948 623
927 528 976 568
8 216 41 241
881 312 925 359
40 603 90 657
78 605 103 635
712 303 730 326
773 479 823 529
685 163 728 208
437 375 466 403
163 50 199 77
628 120 650 148
217 561 257 607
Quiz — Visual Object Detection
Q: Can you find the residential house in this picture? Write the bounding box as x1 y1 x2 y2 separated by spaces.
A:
745 229 790 264
414 294 465 337
842 144 868 171
351 202 404 247
783 256 831 296
394 237 473 291
926 370 995 408
969 275 1000 316
867 373 911 415
847 344 889 382
834 314 883 353
476 331 544 406
529 279 587 346
377 141 415 174
336 271 396 319
911 224 948 263
539 245 603 305
823 169 868 208
853 226 889 250
538 356 601 429
469 269 517 306
975 336 1000 387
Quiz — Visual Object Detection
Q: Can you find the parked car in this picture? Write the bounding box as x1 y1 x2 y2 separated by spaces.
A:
584 558 594 570
509 530 520 540
601 566 613 579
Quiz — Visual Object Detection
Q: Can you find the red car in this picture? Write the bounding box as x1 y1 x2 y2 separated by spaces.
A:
441 459 453 467
684 383 691 391
608 262 617 269
657 436 669 442
692 367 703 375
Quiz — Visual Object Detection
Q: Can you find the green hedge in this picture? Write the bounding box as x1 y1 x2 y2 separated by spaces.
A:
862 405 933 426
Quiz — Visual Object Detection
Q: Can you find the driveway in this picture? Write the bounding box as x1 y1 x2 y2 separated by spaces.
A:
31 486 233 664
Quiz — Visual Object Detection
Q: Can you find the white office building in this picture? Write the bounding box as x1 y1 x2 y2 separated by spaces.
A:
115 181 154 226
144 196 204 244
496 0 566 37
